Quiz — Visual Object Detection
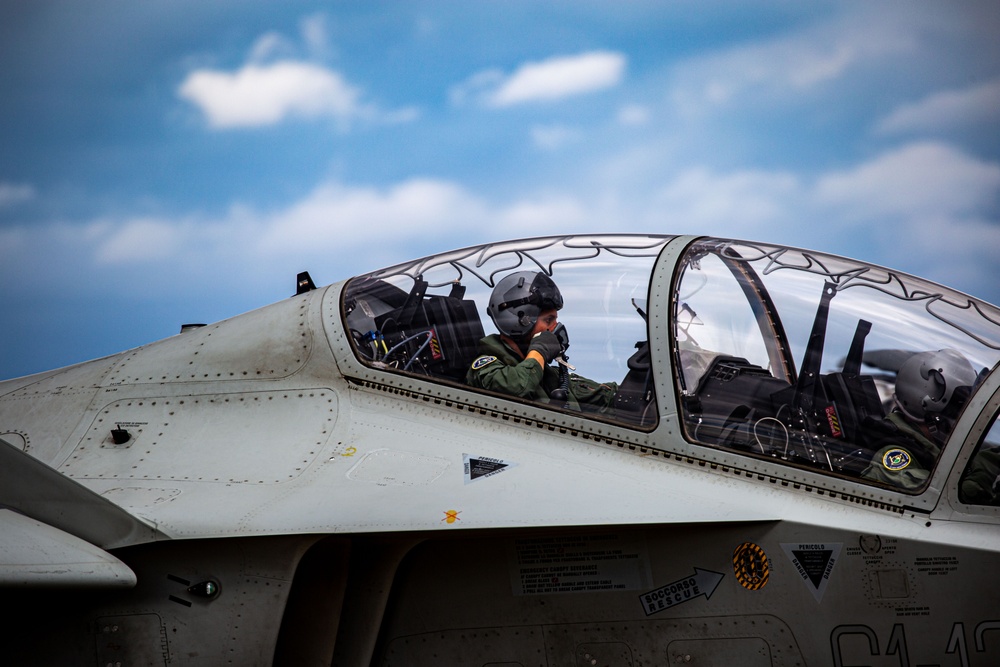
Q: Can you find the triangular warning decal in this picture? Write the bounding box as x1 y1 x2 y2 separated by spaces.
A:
792 549 831 588
463 454 517 484
781 542 842 602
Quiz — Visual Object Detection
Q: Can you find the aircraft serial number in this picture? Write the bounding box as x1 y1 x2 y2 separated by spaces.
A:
832 621 1000 667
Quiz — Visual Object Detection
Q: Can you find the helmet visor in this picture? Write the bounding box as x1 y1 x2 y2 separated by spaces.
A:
529 273 563 311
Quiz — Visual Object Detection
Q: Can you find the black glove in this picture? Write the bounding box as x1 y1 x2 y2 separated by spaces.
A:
553 323 570 352
528 331 562 365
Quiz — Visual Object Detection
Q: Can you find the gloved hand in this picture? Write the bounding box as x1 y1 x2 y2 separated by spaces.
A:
528 331 562 365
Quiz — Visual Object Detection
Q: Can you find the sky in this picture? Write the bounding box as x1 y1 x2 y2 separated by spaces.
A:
1 0 999 379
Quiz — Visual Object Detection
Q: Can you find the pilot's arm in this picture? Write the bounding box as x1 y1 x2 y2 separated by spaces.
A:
467 334 618 411
960 448 1000 505
468 353 547 398
567 374 619 411
467 334 551 400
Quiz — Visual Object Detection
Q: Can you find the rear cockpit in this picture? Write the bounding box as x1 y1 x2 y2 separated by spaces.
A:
672 239 1000 497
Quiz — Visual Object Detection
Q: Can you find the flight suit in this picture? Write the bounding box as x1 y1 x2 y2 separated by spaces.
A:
862 412 941 491
960 448 1000 505
466 334 618 415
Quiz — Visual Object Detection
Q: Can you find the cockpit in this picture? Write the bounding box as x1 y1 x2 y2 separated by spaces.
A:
342 235 665 426
673 238 1000 493
341 235 1000 500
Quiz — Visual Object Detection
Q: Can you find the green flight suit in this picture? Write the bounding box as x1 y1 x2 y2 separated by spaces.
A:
466 334 618 415
960 448 1000 505
862 412 941 491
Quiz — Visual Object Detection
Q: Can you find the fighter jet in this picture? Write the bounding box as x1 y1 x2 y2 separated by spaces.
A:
2 234 998 666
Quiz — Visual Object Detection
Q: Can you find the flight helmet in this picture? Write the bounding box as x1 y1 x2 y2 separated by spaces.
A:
894 348 977 421
487 271 563 338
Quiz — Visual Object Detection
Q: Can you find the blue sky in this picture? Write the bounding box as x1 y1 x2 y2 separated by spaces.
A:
2 1 999 379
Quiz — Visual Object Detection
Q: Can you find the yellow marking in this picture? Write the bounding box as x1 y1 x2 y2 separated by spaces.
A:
733 542 770 591
442 509 461 524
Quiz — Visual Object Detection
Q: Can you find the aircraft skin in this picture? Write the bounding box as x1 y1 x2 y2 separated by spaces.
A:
1 234 999 666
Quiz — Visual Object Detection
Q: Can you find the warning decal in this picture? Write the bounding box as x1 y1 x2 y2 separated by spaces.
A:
639 568 724 616
733 542 770 591
781 542 842 602
463 454 516 484
509 534 652 596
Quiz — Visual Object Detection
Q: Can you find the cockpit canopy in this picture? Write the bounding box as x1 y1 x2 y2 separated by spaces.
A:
342 235 667 426
673 239 999 494
342 235 1000 498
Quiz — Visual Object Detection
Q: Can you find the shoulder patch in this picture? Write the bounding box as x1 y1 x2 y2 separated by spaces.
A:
471 355 499 371
882 447 913 471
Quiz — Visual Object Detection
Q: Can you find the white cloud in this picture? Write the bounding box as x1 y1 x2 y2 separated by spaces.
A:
94 217 187 263
245 16 334 68
57 178 599 281
378 106 422 124
85 142 994 272
448 69 504 107
617 104 650 126
531 125 580 150
496 196 587 233
875 78 1000 135
248 32 296 63
652 168 801 234
178 60 363 128
644 142 1000 299
299 13 332 59
647 142 1000 236
873 212 1000 297
414 16 438 39
253 180 604 259
26 143 1000 274
808 142 1000 292
453 51 626 108
815 142 1000 219
255 179 489 255
0 183 35 207
5 141 997 311
670 11 915 112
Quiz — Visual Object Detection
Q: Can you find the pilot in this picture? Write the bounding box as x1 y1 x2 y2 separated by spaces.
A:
466 271 617 413
960 444 1000 506
862 348 978 490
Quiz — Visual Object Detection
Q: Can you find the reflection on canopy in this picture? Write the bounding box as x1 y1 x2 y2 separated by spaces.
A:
674 239 1000 494
343 235 672 427
341 234 1000 495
